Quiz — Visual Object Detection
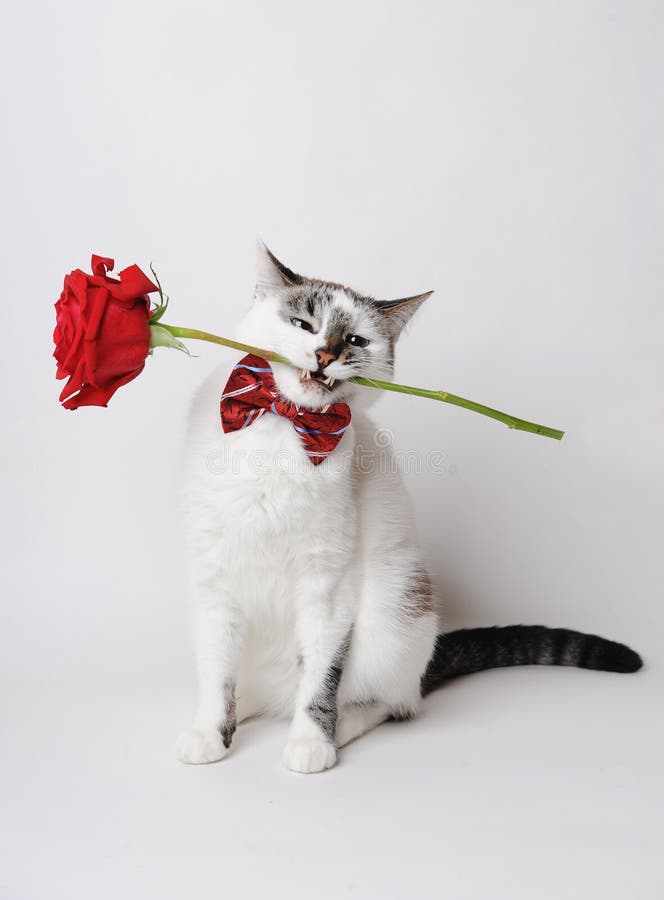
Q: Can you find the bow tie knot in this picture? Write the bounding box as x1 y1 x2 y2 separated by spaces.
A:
219 354 351 465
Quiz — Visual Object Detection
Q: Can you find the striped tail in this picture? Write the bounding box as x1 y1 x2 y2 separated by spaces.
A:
421 625 642 696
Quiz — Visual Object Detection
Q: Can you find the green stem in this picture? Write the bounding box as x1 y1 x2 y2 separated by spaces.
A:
159 323 564 441
159 325 291 365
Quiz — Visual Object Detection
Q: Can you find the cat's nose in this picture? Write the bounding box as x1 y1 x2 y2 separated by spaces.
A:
315 348 336 368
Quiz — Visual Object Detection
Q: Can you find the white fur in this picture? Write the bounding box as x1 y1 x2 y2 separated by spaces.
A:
177 254 439 773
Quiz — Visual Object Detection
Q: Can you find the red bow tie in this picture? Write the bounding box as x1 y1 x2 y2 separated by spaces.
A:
219 354 351 465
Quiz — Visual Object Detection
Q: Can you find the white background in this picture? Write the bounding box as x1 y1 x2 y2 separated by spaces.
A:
1 1 662 898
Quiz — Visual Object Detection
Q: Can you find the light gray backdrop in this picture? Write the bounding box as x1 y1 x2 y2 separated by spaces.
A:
1 2 662 899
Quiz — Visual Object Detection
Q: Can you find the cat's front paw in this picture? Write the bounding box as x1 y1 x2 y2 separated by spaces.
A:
283 738 337 774
176 728 229 765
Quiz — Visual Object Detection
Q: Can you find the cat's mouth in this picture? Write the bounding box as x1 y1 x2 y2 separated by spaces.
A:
299 369 338 391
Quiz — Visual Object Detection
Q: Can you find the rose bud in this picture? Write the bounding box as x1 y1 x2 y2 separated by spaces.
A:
53 255 158 409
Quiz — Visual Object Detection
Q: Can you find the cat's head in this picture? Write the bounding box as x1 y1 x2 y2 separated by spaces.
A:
236 242 432 410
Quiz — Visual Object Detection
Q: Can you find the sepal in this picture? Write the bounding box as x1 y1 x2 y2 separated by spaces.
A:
148 263 169 323
149 323 192 356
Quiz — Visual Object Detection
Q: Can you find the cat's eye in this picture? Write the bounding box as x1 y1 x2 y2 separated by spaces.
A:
346 334 369 348
290 317 314 333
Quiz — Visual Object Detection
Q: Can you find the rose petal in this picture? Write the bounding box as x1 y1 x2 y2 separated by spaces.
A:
84 285 109 342
58 356 86 402
117 264 158 301
91 255 114 277
63 364 146 409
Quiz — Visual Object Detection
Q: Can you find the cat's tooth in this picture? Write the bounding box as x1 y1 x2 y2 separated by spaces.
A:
301 369 310 381
324 376 335 387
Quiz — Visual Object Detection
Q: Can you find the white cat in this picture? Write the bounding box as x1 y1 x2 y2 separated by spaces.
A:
176 242 641 774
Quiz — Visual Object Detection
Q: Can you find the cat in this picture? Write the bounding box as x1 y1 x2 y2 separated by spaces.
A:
176 241 642 774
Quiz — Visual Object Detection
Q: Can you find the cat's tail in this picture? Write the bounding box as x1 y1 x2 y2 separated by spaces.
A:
420 625 642 696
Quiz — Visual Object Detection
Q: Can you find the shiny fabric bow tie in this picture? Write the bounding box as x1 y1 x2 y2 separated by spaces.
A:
219 354 352 465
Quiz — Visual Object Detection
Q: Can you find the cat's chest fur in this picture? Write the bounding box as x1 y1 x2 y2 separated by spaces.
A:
220 413 354 525
187 374 358 587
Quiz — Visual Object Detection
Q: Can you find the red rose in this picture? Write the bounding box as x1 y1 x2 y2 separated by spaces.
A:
54 255 158 409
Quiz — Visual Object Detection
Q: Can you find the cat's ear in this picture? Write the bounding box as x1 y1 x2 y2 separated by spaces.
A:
375 291 433 339
255 239 302 299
